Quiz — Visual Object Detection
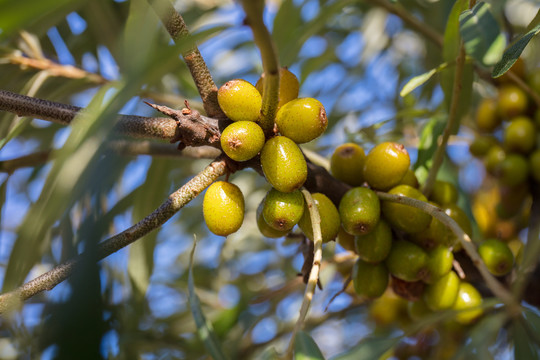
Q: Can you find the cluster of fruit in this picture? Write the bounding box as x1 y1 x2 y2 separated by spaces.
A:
330 142 483 324
203 68 329 237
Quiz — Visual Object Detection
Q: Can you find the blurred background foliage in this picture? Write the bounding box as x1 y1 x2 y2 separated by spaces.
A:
0 0 540 359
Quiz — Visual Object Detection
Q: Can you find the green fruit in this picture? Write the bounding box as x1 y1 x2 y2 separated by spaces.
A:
452 282 483 324
497 84 528 119
262 188 304 232
364 142 410 190
385 240 429 282
424 245 454 284
496 154 529 187
256 200 289 238
443 204 473 248
255 67 299 108
469 135 497 158
330 143 366 186
423 271 460 311
382 185 431 234
220 121 265 161
408 298 432 321
260 136 307 193
410 205 449 250
275 98 327 143
298 193 340 242
528 68 540 94
336 226 356 252
478 238 514 276
476 98 501 132
530 149 540 182
339 187 381 235
399 169 419 188
503 116 536 154
203 181 245 236
484 145 506 175
217 79 262 122
430 180 458 206
507 238 524 265
353 259 389 299
355 219 392 263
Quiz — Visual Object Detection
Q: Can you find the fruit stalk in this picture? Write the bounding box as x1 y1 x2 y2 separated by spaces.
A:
376 191 519 310
241 0 281 134
285 189 323 358
0 156 228 313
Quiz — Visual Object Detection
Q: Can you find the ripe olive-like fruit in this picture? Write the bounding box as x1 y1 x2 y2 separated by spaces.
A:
256 200 289 238
203 181 244 236
220 121 265 161
298 192 340 242
497 84 528 119
330 143 366 186
385 240 428 282
410 205 449 250
430 180 458 206
469 135 497 158
262 188 304 232
530 149 540 182
452 282 483 324
478 238 514 276
399 169 419 188
484 145 506 175
443 204 473 248
423 271 460 311
275 98 327 143
476 98 501 132
382 185 431 234
424 245 454 284
364 142 410 190
217 79 262 122
339 187 381 235
368 291 408 326
255 67 300 108
353 259 389 299
260 136 307 193
336 226 356 252
355 219 392 263
496 154 529 187
503 116 536 154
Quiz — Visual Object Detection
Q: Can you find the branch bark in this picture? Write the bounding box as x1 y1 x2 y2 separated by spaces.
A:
0 156 228 313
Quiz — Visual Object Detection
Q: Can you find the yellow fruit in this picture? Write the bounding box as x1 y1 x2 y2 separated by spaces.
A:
476 98 501 132
256 200 289 238
203 181 245 236
298 192 340 242
452 282 483 324
364 142 411 190
330 143 366 186
260 136 307 193
217 79 262 122
220 121 265 161
382 185 431 234
255 67 299 108
275 98 327 143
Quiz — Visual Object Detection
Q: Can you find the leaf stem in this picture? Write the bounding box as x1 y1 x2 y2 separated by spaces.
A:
285 189 323 359
0 157 227 313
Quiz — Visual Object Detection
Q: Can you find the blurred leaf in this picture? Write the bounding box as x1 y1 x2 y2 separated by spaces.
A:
188 237 229 360
294 331 325 360
259 347 280 360
492 22 540 78
413 116 446 176
459 2 505 66
453 312 507 359
331 336 401 360
513 317 540 360
400 62 449 97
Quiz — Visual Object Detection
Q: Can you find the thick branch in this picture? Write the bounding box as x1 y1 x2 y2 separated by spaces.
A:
108 141 221 159
0 156 228 313
0 151 51 173
149 0 225 120
0 89 220 147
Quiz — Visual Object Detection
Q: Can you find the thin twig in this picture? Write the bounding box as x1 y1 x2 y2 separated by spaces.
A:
0 156 227 313
376 191 519 311
422 43 466 196
148 0 225 119
0 150 51 173
107 140 221 159
285 189 323 359
241 0 280 134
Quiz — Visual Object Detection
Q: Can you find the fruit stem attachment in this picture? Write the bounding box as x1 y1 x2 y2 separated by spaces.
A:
422 42 466 197
376 191 519 311
0 156 228 313
240 0 280 135
285 188 323 359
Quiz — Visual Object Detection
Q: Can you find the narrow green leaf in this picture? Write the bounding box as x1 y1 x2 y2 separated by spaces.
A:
413 116 446 174
331 336 401 360
513 317 540 360
459 2 506 66
492 22 540 78
188 238 228 360
259 347 280 360
295 331 325 360
453 312 507 359
400 63 449 97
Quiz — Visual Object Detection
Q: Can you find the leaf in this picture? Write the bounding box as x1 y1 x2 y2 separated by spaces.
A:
413 116 446 176
513 316 540 360
400 62 449 97
453 312 507 359
459 2 506 66
492 22 540 78
331 336 401 360
188 237 229 360
294 331 325 360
